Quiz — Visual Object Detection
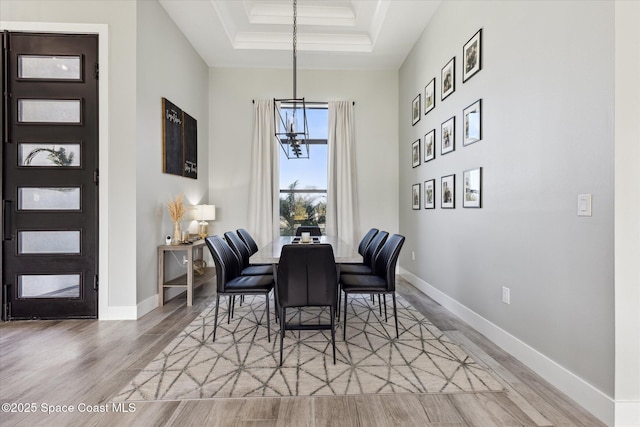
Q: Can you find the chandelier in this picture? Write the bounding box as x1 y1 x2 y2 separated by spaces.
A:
274 0 309 159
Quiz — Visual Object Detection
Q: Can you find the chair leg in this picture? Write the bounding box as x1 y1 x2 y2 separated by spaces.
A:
343 291 348 340
337 286 341 322
266 293 271 343
274 295 279 324
383 294 388 322
213 294 220 342
378 294 382 316
279 307 286 367
330 306 336 364
392 293 398 339
228 296 234 323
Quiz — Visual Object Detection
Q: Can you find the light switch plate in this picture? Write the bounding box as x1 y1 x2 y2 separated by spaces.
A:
578 194 592 217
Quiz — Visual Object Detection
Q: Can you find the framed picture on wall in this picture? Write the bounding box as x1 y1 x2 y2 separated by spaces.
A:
412 139 420 168
424 129 436 162
441 174 455 209
424 179 435 209
463 29 482 82
463 167 482 208
441 57 455 100
463 99 482 146
412 183 421 210
441 116 455 155
412 94 421 125
424 78 436 115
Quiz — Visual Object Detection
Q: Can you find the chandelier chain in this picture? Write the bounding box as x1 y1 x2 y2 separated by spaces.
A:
292 0 297 99
293 0 297 57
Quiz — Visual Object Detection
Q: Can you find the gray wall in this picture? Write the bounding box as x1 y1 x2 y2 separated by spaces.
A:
135 0 210 306
398 0 614 397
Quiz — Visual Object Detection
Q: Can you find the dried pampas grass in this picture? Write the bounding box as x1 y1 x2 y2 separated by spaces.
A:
167 194 186 222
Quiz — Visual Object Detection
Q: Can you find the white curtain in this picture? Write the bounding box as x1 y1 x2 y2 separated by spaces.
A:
248 99 280 248
326 100 360 247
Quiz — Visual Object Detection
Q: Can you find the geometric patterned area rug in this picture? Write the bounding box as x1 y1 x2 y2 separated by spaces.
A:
114 294 503 401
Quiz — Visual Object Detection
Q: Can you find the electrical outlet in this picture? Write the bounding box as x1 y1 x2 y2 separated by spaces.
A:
502 286 511 304
411 251 415 261
182 255 188 265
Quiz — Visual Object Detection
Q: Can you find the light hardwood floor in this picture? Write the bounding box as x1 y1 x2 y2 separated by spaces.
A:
0 275 605 426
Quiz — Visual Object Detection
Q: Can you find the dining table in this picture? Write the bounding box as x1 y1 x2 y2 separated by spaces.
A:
250 235 361 265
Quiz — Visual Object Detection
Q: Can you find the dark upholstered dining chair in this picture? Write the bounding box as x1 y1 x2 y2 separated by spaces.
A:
338 228 384 317
295 226 322 236
339 230 388 275
205 236 274 342
236 228 259 256
356 228 379 257
276 244 338 366
339 234 405 340
224 231 273 276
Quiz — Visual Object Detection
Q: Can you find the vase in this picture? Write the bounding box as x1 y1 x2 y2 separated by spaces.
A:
172 222 181 245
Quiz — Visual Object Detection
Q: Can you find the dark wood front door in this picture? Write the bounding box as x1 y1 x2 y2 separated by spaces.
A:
2 31 99 320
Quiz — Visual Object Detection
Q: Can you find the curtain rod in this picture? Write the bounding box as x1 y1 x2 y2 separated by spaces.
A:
252 99 355 105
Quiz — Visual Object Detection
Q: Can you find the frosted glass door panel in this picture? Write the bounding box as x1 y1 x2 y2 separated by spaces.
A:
18 187 80 210
19 274 80 298
18 55 81 80
18 99 81 123
19 231 81 254
19 143 81 167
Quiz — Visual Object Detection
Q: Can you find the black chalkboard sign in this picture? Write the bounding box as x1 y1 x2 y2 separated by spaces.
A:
162 98 183 176
183 112 197 179
162 97 197 179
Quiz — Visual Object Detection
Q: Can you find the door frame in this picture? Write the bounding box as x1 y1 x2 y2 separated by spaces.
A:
1 21 111 319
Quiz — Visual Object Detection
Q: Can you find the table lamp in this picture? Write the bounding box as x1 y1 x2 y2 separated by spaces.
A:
196 204 216 239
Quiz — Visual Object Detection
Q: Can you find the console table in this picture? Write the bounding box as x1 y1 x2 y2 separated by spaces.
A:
158 239 206 307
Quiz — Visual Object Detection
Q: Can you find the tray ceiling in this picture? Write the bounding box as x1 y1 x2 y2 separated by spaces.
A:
158 0 441 70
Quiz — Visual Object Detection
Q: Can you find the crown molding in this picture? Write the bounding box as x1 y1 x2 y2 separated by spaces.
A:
234 31 372 52
246 2 356 26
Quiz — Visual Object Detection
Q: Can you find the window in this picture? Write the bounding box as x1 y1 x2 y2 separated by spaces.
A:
279 103 328 235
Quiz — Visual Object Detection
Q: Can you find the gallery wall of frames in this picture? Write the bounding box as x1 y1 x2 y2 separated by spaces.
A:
410 29 483 211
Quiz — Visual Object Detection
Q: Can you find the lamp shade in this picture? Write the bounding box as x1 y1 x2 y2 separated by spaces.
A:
197 204 216 221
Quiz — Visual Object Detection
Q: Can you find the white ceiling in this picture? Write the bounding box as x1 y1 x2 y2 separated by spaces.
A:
158 0 441 70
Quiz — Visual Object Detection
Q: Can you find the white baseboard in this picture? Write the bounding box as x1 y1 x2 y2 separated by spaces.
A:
136 294 159 319
97 289 181 320
136 288 188 319
398 267 614 426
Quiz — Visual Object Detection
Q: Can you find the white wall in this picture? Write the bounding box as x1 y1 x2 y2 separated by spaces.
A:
614 2 640 425
135 0 209 310
209 68 399 241
398 0 616 423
